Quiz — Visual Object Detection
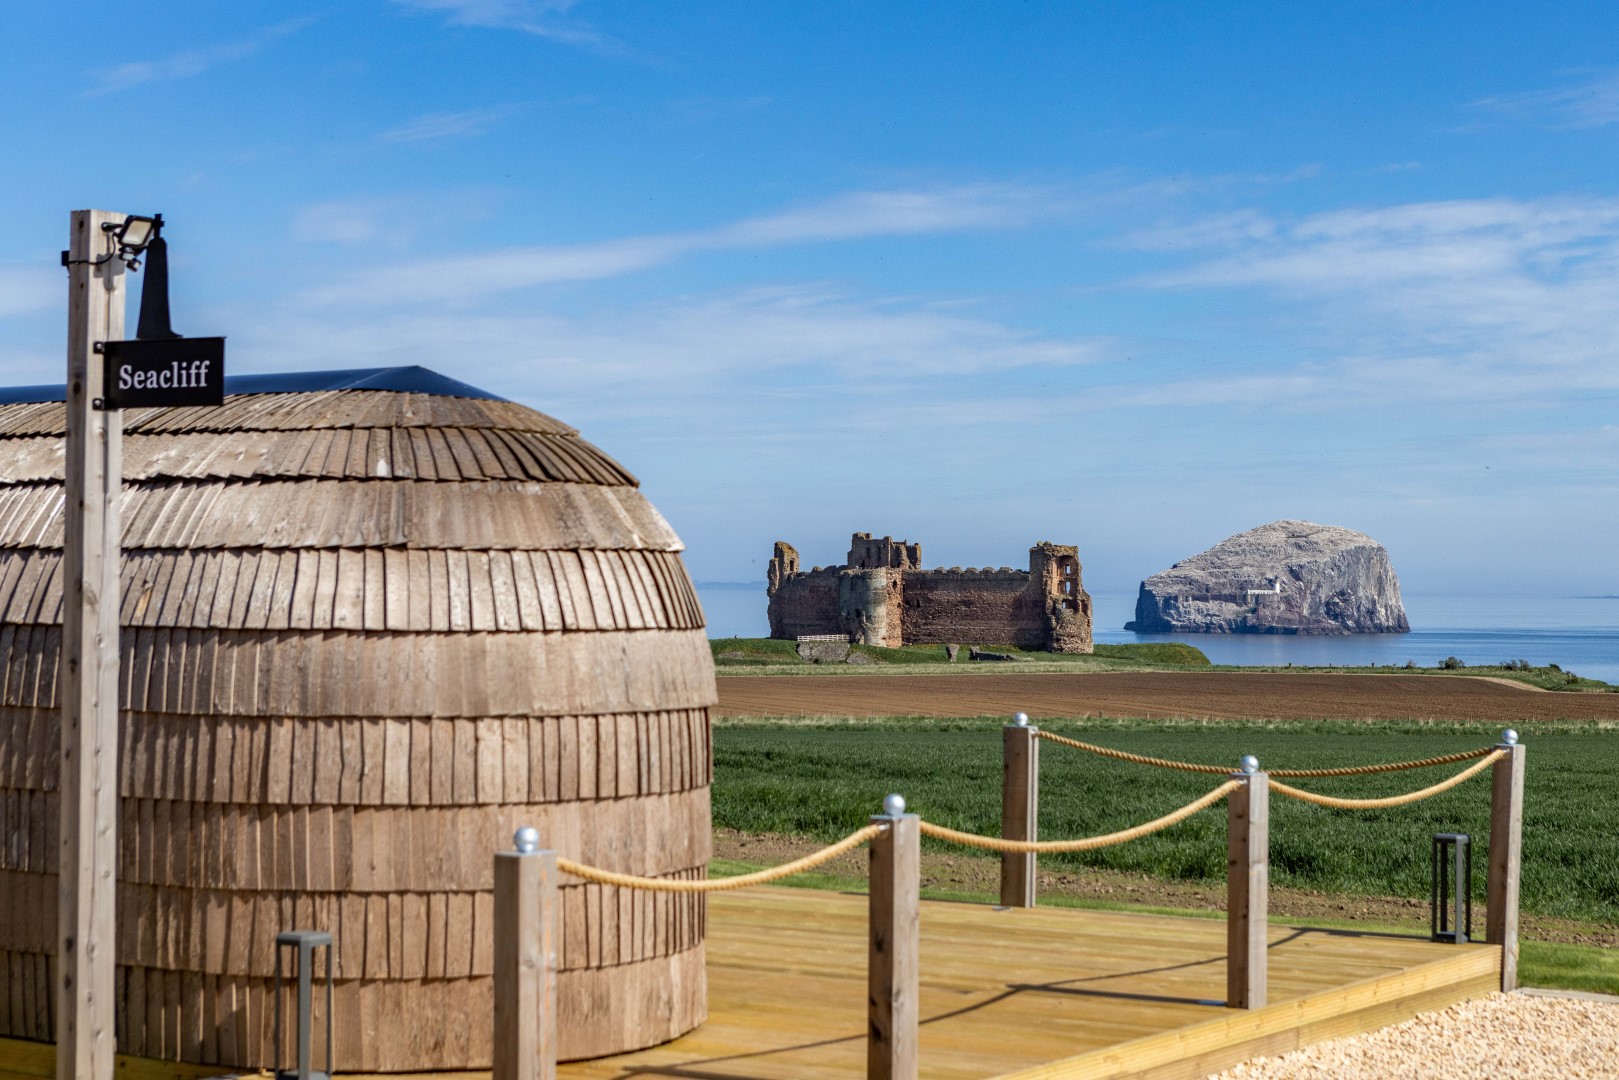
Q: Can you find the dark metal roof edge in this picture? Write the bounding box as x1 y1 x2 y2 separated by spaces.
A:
0 365 508 405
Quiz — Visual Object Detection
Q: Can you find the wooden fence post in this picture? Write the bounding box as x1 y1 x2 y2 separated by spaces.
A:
1000 714 1038 907
1486 732 1525 991
869 795 919 1080
494 828 558 1080
1226 763 1268 1010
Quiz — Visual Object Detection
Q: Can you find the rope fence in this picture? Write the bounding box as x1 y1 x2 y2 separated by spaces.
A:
553 778 1245 888
491 716 1528 1080
918 780 1242 853
1035 728 1499 778
1270 750 1505 809
555 823 882 892
545 734 1511 889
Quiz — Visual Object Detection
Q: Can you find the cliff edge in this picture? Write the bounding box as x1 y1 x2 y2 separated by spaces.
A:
1126 520 1410 635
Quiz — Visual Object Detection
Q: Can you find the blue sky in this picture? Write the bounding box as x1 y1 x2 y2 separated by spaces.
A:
3 2 1618 597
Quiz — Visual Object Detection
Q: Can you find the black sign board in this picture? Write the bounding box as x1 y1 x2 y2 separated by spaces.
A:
100 338 226 409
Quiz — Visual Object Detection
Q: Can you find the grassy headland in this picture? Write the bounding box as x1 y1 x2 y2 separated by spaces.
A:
710 637 1616 691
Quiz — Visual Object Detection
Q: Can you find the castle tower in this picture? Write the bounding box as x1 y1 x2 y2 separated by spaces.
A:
846 532 920 570
768 540 800 594
1031 541 1093 653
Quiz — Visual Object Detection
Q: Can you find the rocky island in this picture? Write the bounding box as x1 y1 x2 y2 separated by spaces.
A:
1126 520 1410 635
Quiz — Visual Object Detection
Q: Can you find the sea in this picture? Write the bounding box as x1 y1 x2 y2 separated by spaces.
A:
694 583 1619 685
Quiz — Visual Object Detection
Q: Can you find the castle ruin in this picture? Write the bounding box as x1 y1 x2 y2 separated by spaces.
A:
767 532 1093 652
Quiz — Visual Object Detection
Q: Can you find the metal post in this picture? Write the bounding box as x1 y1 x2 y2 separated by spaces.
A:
274 931 334 1080
1431 833 1472 944
1226 756 1268 1010
58 210 127 1080
325 944 334 1080
297 945 312 1078
494 827 558 1080
1486 730 1526 990
1000 713 1038 907
868 794 919 1080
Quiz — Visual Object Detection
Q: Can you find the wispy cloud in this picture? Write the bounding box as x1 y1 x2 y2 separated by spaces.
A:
81 16 318 97
292 198 416 246
290 191 501 246
1136 197 1619 293
712 186 1053 246
214 283 1112 490
259 284 1105 389
1117 195 1619 409
377 105 519 144
299 183 1060 306
1468 71 1619 129
394 0 610 49
1117 211 1278 252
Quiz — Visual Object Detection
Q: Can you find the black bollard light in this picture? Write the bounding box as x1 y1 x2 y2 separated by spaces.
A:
274 930 335 1080
1430 833 1473 944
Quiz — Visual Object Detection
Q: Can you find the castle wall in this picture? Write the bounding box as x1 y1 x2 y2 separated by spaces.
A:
766 567 844 639
899 570 1049 648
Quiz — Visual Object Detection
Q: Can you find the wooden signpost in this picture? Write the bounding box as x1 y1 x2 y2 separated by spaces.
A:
59 209 126 1080
58 209 224 1080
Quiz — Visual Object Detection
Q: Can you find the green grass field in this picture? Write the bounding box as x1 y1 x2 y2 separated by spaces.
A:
713 716 1619 925
709 637 1214 673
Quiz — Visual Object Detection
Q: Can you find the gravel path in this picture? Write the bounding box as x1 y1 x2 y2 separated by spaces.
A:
1207 992 1619 1079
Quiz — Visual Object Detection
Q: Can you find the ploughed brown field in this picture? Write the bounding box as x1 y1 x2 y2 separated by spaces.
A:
714 672 1619 722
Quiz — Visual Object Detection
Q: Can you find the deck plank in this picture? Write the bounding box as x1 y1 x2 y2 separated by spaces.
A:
558 888 1497 1080
0 887 1495 1080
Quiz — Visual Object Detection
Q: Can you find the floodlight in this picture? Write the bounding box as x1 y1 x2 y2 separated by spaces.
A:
101 213 164 268
116 215 158 251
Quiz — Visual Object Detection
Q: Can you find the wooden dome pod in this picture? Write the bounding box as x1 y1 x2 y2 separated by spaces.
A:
0 368 715 1069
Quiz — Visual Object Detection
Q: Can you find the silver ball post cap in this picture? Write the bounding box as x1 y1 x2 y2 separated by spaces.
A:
882 793 907 817
1239 754 1260 775
1012 712 1030 727
1502 729 1520 746
514 826 540 854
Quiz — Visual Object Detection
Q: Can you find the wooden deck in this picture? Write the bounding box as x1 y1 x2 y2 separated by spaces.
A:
0 887 1499 1080
563 887 1499 1080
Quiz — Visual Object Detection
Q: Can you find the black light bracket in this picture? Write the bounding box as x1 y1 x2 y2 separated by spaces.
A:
134 230 182 341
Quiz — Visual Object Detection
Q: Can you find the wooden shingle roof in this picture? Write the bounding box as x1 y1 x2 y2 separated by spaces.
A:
0 369 714 1069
